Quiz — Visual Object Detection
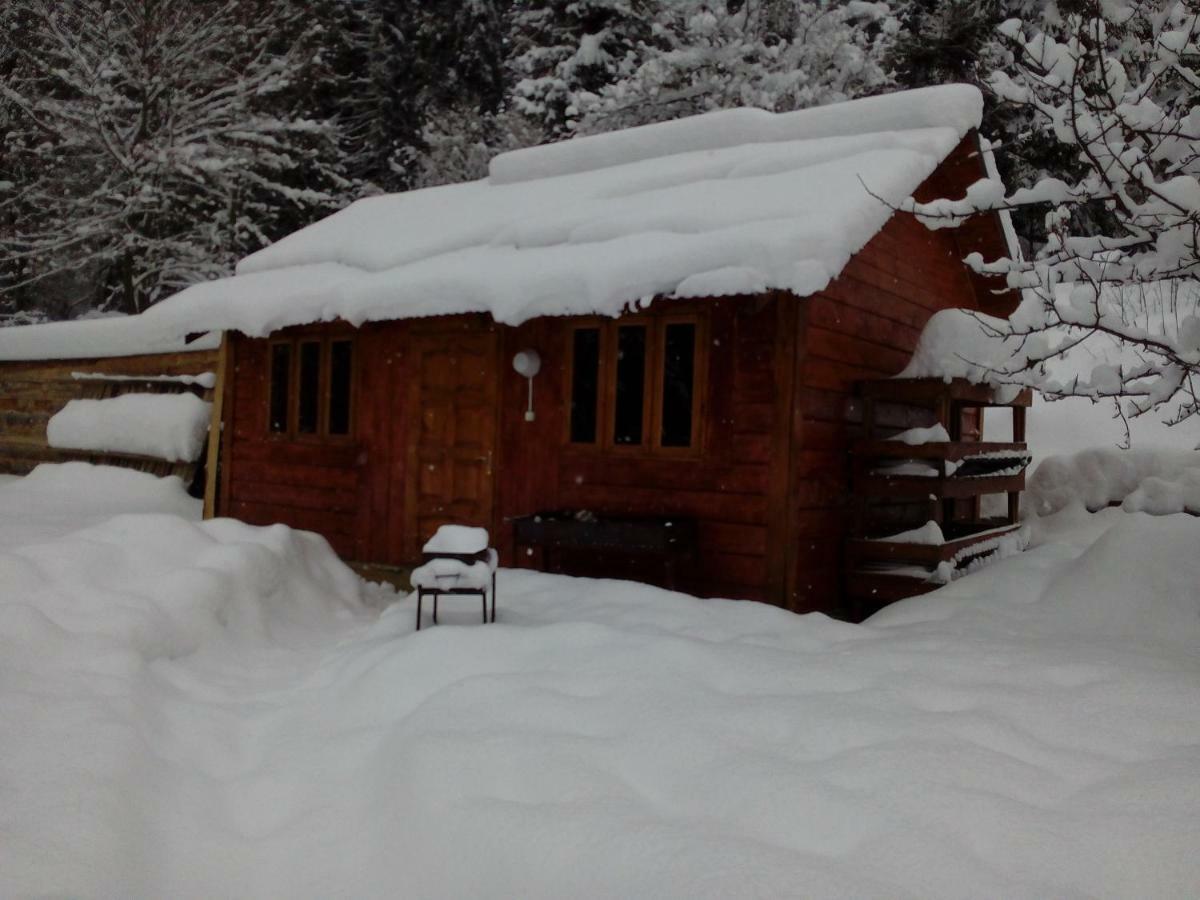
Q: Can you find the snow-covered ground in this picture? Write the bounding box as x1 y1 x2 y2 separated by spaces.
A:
1 464 1197 898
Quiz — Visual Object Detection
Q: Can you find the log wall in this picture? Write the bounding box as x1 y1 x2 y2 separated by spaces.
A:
0 349 219 479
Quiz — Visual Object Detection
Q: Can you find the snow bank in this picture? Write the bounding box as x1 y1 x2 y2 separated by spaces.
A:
1026 447 1200 516
47 392 213 462
3 471 1200 897
141 85 983 338
0 463 200 548
1037 515 1200 651
3 514 361 661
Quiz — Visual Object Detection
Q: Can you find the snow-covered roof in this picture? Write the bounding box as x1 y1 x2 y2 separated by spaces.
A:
2 85 986 356
0 314 219 363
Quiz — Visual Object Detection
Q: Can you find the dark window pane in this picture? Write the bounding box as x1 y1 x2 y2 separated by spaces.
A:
298 341 321 434
613 325 646 445
328 340 353 435
269 343 291 433
570 329 600 443
661 323 696 447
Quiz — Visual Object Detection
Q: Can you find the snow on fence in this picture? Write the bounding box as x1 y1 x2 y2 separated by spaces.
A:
47 393 213 463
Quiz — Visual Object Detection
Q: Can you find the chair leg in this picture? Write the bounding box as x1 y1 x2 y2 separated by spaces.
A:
491 574 497 623
481 591 487 623
416 589 423 631
433 595 438 624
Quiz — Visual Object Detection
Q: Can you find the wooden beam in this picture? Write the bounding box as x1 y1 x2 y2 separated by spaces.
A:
765 292 799 610
202 332 229 520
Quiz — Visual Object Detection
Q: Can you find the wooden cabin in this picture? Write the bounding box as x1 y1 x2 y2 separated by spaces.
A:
142 86 1022 617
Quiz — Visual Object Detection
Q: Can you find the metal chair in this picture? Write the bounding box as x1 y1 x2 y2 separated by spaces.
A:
412 534 498 631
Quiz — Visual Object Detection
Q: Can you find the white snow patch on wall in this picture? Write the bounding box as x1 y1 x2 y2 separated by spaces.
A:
47 393 213 462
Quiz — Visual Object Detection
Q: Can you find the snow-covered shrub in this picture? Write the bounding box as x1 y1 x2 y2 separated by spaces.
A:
1027 446 1200 516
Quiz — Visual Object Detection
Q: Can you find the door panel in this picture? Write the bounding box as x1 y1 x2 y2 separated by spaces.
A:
405 325 498 558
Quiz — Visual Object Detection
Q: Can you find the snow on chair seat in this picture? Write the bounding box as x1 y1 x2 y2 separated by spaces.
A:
413 526 498 630
422 524 490 556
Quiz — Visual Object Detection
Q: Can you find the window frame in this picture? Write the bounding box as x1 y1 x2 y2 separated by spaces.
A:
267 333 358 442
652 315 705 453
565 313 706 457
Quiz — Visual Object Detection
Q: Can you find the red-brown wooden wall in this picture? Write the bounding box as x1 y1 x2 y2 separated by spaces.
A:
782 133 1018 613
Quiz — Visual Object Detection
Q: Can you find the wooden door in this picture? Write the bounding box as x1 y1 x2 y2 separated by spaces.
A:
405 324 499 558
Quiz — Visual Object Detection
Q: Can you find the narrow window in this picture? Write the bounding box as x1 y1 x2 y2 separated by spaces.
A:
570 328 600 443
661 322 696 447
297 340 321 434
613 325 646 445
269 343 291 433
328 340 353 436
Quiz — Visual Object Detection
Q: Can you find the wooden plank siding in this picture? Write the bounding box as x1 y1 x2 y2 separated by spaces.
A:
783 132 1019 616
497 297 778 601
221 297 780 601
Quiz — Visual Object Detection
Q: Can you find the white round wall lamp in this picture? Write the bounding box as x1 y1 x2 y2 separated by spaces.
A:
512 350 541 422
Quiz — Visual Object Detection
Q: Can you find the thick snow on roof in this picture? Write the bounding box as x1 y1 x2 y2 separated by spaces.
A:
0 314 219 362
141 85 983 339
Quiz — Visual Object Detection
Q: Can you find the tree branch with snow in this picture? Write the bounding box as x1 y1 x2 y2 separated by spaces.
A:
0 0 356 317
904 1 1200 427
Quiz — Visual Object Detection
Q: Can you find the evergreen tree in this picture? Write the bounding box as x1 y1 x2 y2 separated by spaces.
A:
0 0 356 316
343 0 513 192
888 0 1075 251
570 1 899 135
509 0 658 137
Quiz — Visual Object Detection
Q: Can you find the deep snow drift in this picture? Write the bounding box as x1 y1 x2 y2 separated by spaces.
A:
1 465 1198 899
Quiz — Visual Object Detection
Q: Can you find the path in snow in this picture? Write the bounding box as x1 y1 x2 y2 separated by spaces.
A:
1 466 1198 899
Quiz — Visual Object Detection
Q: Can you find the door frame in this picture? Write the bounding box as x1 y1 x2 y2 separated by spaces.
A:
402 316 502 561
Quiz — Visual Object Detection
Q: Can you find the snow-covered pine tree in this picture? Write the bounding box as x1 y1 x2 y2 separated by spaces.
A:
509 0 659 138
570 0 898 135
399 0 523 188
0 0 355 317
908 0 1200 427
889 0 1081 254
342 0 514 191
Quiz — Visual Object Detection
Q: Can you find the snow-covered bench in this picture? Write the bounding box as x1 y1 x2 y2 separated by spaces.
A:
411 525 498 630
